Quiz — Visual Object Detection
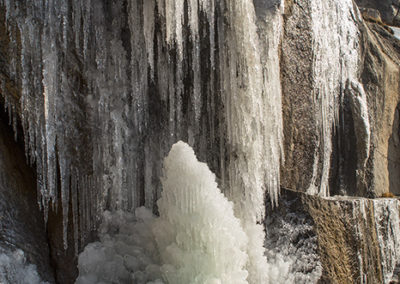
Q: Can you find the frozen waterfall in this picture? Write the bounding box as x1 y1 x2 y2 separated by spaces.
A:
307 0 362 196
0 0 284 252
77 142 294 284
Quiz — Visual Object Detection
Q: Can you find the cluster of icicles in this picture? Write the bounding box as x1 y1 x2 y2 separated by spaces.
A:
0 0 284 254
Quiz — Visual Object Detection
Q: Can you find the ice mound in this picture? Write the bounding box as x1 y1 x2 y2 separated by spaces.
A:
77 141 248 284
0 249 45 284
153 141 248 283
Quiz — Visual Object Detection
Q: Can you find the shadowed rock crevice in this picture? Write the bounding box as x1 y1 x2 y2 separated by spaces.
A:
0 103 55 283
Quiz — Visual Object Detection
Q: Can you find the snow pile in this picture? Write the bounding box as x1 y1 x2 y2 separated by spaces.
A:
0 249 45 284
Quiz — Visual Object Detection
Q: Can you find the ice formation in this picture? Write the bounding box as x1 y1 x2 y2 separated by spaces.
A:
77 141 249 284
219 2 284 281
78 141 304 284
345 80 371 171
373 199 400 283
308 0 362 196
76 209 163 284
153 141 248 284
0 249 46 284
0 0 284 252
392 26 400 40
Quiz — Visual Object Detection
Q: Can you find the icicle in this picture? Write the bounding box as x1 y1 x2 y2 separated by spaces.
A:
188 0 201 127
143 0 155 78
307 0 360 196
59 153 70 250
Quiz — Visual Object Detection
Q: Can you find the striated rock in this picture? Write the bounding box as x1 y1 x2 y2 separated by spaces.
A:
359 7 383 23
280 0 317 192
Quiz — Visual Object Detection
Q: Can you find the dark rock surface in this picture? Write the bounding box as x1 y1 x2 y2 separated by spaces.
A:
355 0 400 25
0 109 54 282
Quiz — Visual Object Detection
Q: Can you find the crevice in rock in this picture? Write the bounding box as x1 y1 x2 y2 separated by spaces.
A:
0 98 56 283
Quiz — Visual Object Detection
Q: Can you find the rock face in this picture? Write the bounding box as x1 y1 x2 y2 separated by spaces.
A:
280 0 400 198
355 0 400 25
359 21 400 197
266 189 400 283
0 109 54 282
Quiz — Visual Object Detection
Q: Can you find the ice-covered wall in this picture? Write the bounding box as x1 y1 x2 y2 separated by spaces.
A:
77 142 287 284
0 0 284 254
307 0 362 196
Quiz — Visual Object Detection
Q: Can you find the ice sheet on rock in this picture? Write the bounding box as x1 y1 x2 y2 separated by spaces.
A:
373 199 400 283
345 80 371 171
308 0 361 197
